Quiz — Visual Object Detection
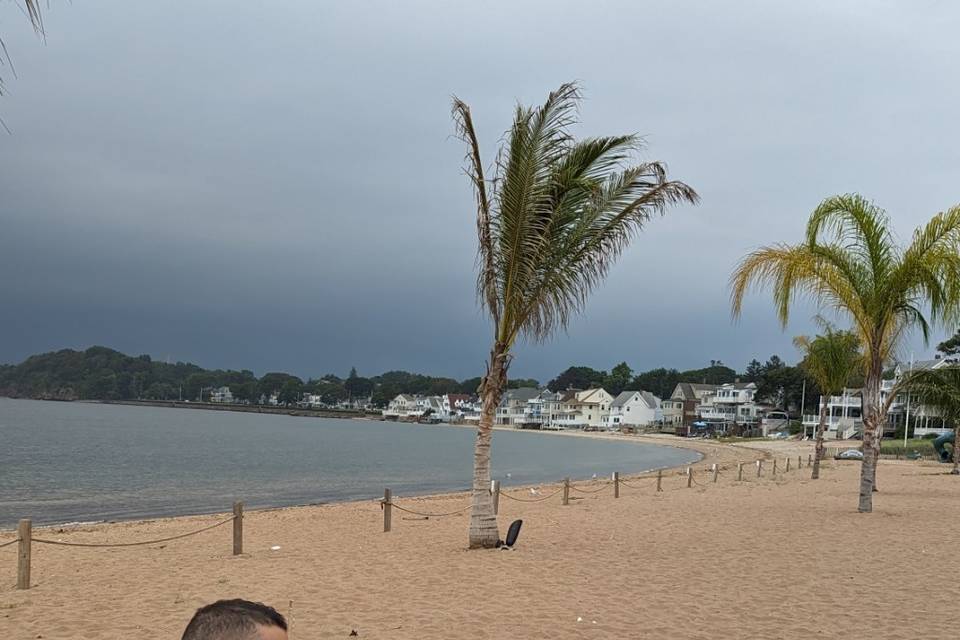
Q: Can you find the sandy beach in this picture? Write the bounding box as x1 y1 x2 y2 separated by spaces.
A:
0 437 956 639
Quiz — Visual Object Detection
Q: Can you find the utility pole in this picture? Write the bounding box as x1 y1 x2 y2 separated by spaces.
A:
904 353 914 448
800 379 807 438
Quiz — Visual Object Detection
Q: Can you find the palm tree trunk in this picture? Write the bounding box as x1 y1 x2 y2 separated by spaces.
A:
812 402 828 480
468 344 508 549
858 369 882 512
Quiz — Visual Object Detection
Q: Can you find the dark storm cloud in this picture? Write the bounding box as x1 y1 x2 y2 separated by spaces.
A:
1 1 957 380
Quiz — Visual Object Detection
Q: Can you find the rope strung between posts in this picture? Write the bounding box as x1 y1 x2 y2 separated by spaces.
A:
0 538 18 550
31 516 235 548
568 482 611 495
616 476 657 490
498 487 563 503
380 501 471 518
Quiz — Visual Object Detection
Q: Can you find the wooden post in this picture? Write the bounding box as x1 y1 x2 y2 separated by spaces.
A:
798 455 802 470
808 453 812 467
756 460 762 477
383 488 392 533
17 518 31 590
562 478 570 506
772 459 778 476
656 469 663 492
737 462 743 481
613 472 620 499
786 457 791 472
712 463 719 483
686 467 693 488
491 480 501 516
232 502 243 556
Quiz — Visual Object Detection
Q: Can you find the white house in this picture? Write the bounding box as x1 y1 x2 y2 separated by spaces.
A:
606 390 662 429
496 387 540 426
697 382 761 428
802 357 958 439
549 388 614 429
440 394 473 422
524 390 562 428
301 393 324 408
383 393 426 419
209 386 234 404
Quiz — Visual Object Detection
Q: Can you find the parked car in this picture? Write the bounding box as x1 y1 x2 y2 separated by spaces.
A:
835 449 864 461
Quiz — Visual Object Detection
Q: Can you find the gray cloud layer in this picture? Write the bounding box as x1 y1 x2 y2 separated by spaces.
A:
1 1 956 380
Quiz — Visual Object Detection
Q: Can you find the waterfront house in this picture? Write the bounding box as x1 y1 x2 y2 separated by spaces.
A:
524 389 562 428
209 386 234 404
663 383 715 431
496 387 540 426
801 357 957 439
696 382 761 432
442 393 473 421
301 393 324 408
383 393 425 419
548 388 614 429
336 396 373 411
606 390 662 429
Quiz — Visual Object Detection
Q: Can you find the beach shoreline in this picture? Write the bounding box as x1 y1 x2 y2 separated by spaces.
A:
0 426 711 534
2 439 957 639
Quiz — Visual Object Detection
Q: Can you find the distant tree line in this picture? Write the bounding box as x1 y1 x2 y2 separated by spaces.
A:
0 345 844 413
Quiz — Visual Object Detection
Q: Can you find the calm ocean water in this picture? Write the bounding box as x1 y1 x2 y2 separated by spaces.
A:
0 398 699 528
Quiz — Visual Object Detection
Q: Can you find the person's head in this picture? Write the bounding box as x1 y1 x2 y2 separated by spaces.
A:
181 599 288 640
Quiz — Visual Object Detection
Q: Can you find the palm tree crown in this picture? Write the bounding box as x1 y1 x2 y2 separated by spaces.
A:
454 83 699 353
733 195 960 377
794 327 862 398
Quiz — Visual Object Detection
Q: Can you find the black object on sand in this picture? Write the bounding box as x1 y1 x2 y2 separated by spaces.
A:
497 519 523 550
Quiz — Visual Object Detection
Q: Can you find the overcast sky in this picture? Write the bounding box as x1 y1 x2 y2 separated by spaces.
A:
0 1 957 381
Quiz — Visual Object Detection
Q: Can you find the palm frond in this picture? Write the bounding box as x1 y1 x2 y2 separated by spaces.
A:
1 1 44 102
451 96 499 325
899 367 960 424
806 194 895 287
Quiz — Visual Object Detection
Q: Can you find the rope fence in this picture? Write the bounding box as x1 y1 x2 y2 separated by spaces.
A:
5 448 849 589
31 516 235 548
6 502 244 590
377 451 835 533
498 487 564 503
380 500 472 519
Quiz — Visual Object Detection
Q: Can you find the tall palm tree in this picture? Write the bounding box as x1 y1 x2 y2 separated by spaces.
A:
794 327 862 479
900 367 960 474
453 83 698 548
732 195 960 512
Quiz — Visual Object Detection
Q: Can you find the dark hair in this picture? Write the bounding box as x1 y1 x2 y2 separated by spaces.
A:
181 599 287 639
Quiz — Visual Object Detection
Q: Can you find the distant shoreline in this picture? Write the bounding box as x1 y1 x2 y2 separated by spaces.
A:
91 398 381 420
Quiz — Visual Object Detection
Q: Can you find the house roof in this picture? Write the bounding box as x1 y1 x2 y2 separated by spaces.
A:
640 391 661 408
577 388 610 404
611 391 638 408
613 390 661 409
502 387 540 402
671 382 715 400
446 393 471 404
